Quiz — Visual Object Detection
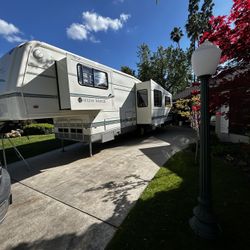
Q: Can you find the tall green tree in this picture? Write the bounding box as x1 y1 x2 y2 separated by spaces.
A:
120 66 136 77
137 43 191 94
185 0 200 52
137 43 152 82
170 27 184 49
200 0 214 32
150 46 168 88
164 47 191 94
185 0 214 82
185 0 214 53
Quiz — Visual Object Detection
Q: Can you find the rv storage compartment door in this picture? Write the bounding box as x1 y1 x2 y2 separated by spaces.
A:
57 55 113 111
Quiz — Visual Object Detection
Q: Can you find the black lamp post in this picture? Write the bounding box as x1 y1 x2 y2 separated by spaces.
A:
189 40 222 239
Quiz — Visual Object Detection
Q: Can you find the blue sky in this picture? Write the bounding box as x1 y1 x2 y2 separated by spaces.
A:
0 0 232 71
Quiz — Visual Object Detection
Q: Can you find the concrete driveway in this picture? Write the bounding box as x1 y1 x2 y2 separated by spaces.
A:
0 126 195 250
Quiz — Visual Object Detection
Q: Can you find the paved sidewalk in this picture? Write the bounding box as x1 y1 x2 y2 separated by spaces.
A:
0 127 195 250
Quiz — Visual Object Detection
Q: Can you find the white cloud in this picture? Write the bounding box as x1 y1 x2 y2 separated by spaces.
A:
5 35 26 43
66 23 88 40
82 12 130 32
0 19 19 35
0 18 26 43
67 11 131 42
120 13 130 22
89 35 100 43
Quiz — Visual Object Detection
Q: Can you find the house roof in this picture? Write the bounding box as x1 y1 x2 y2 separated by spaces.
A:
174 63 250 101
212 62 250 83
173 86 199 101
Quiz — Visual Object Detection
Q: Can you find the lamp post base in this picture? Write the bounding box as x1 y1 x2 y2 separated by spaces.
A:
189 205 220 240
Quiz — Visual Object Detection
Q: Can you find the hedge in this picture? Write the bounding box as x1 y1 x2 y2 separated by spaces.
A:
24 123 54 135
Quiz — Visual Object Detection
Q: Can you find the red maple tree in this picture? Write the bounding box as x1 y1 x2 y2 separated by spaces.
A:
199 0 250 134
200 0 250 63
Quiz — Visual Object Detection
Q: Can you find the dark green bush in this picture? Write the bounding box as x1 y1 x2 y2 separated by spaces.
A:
212 144 226 157
210 133 220 145
24 123 54 135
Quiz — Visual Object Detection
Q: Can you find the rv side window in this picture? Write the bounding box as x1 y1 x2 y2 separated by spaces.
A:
82 66 94 86
154 90 162 107
165 96 171 107
94 70 108 89
137 89 148 107
77 64 108 89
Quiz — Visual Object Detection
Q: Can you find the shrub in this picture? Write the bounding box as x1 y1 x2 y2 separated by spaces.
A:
212 144 225 157
24 123 54 135
210 133 220 145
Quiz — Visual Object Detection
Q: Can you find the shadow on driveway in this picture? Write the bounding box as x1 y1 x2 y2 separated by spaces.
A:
2 126 196 250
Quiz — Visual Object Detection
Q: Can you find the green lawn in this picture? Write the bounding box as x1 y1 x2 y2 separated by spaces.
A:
107 144 250 250
0 134 74 164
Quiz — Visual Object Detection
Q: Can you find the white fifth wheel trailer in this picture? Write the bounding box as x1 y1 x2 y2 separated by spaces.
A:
0 41 172 155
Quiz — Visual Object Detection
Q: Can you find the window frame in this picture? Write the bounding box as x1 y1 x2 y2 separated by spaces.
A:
165 96 171 107
137 89 148 108
154 89 162 107
77 63 108 90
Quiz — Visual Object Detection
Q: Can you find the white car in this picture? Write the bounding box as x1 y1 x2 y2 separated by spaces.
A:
0 165 11 223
